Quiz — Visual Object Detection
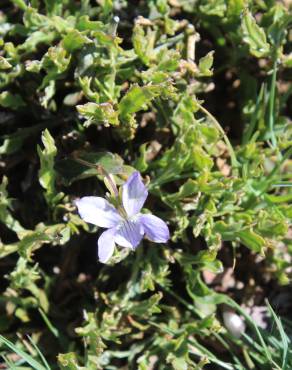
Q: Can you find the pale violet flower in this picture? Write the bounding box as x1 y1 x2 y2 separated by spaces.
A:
76 171 169 263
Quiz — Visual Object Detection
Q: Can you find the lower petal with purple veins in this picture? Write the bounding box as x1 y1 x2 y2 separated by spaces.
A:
98 227 116 263
114 219 144 249
140 214 169 243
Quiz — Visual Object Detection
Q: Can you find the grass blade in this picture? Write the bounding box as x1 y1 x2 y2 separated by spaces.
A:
266 301 289 370
26 335 51 370
0 335 47 370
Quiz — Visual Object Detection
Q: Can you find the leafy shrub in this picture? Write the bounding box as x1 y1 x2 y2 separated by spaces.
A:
0 0 291 368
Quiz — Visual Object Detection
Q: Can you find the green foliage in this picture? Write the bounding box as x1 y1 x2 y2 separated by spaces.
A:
37 129 59 206
241 10 270 58
0 0 291 369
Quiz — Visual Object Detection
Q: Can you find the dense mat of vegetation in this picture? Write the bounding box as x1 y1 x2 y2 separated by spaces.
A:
0 0 291 368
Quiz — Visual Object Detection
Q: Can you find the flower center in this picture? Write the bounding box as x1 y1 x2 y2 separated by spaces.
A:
116 214 139 231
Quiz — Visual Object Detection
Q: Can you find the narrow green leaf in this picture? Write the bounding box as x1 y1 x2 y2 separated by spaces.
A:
266 301 289 369
0 335 46 370
11 0 28 10
237 229 265 252
26 335 51 370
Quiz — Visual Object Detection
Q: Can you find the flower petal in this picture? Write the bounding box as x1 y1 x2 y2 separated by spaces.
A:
122 172 148 217
114 219 144 249
140 214 169 243
76 196 122 228
98 228 116 263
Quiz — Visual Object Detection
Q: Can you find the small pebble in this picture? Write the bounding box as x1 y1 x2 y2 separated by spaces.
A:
223 311 245 338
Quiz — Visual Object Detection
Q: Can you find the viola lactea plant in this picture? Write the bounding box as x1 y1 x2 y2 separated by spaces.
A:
76 172 169 263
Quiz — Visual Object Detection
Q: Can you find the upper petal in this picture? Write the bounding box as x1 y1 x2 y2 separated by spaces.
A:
140 214 169 243
122 172 148 217
76 196 122 228
114 219 144 249
98 227 116 263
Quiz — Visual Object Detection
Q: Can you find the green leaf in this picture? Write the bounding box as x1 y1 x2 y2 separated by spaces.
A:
23 8 49 29
10 0 28 10
117 82 175 140
237 229 266 252
44 0 63 15
77 16 103 32
0 136 23 155
128 293 162 316
175 250 223 273
15 224 69 260
134 143 149 172
265 193 292 203
165 179 198 203
63 29 90 53
0 56 12 70
50 15 73 33
0 177 25 236
78 76 100 103
132 24 156 66
0 122 58 155
99 0 113 17
119 84 162 120
226 0 245 19
77 102 119 127
8 257 49 312
0 242 19 259
191 146 214 171
199 0 226 17
213 221 241 240
241 10 270 58
198 51 214 77
58 353 79 370
42 44 71 76
37 129 57 205
40 80 56 109
0 91 25 110
55 151 124 185
18 30 57 53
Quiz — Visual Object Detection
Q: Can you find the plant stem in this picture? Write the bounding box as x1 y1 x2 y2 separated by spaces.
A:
242 83 265 145
197 103 239 169
73 156 119 197
159 284 201 317
268 60 278 147
271 147 292 176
